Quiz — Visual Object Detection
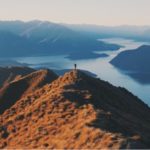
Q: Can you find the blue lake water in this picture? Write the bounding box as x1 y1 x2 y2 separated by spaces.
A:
14 38 150 105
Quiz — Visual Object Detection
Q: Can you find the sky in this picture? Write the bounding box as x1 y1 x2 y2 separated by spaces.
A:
0 0 150 26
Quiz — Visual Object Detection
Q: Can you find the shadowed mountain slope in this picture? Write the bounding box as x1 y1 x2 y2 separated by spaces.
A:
0 70 150 149
0 69 58 114
0 67 35 88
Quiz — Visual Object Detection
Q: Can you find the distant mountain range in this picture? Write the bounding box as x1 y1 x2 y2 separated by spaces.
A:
110 45 150 84
0 20 120 59
0 67 150 148
1 20 150 60
65 24 150 41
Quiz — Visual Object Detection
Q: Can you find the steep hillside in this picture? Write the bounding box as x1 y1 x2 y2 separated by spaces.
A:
110 45 150 83
0 69 58 114
0 67 35 88
0 70 150 149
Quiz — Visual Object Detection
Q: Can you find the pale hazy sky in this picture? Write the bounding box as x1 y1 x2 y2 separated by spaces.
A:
0 0 150 25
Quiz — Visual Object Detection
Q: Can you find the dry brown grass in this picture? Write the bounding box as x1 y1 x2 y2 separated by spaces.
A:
0 70 150 149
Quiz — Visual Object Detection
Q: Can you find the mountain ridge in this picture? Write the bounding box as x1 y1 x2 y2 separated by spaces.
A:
0 69 150 148
0 67 35 88
0 69 58 114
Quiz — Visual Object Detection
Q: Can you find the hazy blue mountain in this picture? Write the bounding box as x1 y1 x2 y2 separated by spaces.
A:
0 21 120 59
65 24 150 41
0 30 36 57
110 45 150 84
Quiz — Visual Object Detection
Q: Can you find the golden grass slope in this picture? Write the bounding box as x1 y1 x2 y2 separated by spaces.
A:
0 70 150 149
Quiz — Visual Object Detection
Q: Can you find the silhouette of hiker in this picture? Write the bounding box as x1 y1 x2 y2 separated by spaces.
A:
74 64 79 80
74 64 77 70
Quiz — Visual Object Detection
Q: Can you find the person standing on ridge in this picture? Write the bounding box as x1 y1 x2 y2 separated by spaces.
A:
74 64 78 80
74 64 77 70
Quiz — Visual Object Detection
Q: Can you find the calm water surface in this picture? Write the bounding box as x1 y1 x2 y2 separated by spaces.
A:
15 38 150 105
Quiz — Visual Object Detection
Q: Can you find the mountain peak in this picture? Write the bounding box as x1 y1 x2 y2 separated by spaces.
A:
56 70 85 85
53 69 98 87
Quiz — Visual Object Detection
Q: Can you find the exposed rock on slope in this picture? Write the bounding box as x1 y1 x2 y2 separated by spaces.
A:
0 70 150 149
0 69 58 114
0 66 35 88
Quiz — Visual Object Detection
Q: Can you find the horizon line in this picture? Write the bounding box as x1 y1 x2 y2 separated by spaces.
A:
0 19 150 27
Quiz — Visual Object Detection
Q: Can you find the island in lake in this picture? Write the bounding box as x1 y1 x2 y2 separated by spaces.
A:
110 45 150 84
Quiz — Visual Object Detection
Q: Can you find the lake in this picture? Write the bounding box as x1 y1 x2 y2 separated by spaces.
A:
14 38 150 105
